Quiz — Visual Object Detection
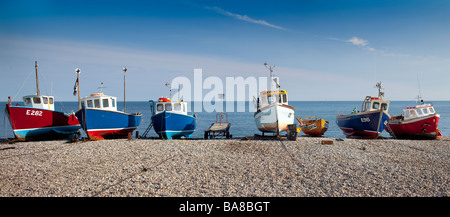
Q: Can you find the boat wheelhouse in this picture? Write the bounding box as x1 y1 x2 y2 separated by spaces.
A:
80 93 117 112
22 95 55 111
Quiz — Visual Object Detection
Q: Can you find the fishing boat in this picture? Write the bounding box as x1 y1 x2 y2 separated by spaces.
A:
148 97 196 139
5 61 80 140
296 117 329 137
386 98 441 139
336 82 390 139
254 63 295 136
74 68 141 140
147 83 196 139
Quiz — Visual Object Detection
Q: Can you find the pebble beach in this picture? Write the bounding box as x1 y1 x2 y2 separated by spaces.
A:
0 137 448 197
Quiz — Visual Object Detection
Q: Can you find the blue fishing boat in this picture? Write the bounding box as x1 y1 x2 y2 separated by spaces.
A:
149 97 196 139
73 68 141 140
75 93 142 139
336 82 390 139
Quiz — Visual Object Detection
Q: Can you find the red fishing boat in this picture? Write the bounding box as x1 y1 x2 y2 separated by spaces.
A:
386 101 441 140
5 61 81 140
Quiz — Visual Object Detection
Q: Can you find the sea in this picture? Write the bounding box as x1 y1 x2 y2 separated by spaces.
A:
1 101 449 139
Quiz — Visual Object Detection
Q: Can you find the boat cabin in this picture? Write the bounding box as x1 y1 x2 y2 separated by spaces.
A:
150 97 188 115
360 96 389 113
80 93 117 111
258 90 288 109
403 104 436 120
22 95 55 111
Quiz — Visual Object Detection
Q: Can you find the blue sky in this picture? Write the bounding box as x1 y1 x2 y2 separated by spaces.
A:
0 0 449 102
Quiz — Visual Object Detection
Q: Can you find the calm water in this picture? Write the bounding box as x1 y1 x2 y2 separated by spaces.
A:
1 101 449 139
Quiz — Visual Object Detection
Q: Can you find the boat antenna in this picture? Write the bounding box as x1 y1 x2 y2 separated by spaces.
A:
97 82 106 93
165 82 172 99
264 62 278 90
178 83 181 101
375 81 384 98
35 61 40 96
416 74 424 105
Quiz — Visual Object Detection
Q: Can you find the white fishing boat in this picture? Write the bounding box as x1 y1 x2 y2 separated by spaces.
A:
254 63 295 136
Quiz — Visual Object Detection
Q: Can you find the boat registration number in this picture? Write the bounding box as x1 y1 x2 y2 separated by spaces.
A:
26 110 43 116
360 117 370 122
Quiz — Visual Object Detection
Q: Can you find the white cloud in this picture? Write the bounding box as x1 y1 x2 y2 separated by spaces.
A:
206 6 288 31
347 36 368 46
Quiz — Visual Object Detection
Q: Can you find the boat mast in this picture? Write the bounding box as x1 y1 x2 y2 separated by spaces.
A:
75 68 81 109
35 61 40 96
123 67 127 113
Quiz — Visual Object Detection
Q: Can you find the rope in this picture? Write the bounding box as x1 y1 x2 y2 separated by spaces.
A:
11 70 34 102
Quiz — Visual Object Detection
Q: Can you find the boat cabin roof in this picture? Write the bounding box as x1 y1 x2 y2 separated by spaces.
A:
150 98 188 115
259 89 289 107
360 96 389 113
260 89 287 96
403 104 436 120
80 93 117 111
22 94 55 111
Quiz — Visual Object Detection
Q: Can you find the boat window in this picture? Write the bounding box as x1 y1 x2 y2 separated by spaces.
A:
362 102 370 112
267 95 274 104
404 110 410 118
94 99 100 108
409 110 417 117
49 97 54 104
417 109 423 116
33 97 41 104
165 103 172 111
87 100 93 108
111 98 116 107
282 94 287 103
24 98 31 105
372 102 379 110
261 96 268 106
43 97 48 104
157 103 164 111
422 108 428 115
429 107 435 114
102 99 109 108
174 103 181 111
381 103 388 111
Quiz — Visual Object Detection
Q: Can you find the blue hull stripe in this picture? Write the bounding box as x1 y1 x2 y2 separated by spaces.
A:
76 108 142 132
14 125 81 139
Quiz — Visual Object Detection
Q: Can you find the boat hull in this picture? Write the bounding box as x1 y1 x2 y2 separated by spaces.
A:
75 108 141 140
386 114 440 139
254 104 295 133
5 104 81 140
336 110 390 139
151 111 196 139
300 119 329 137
